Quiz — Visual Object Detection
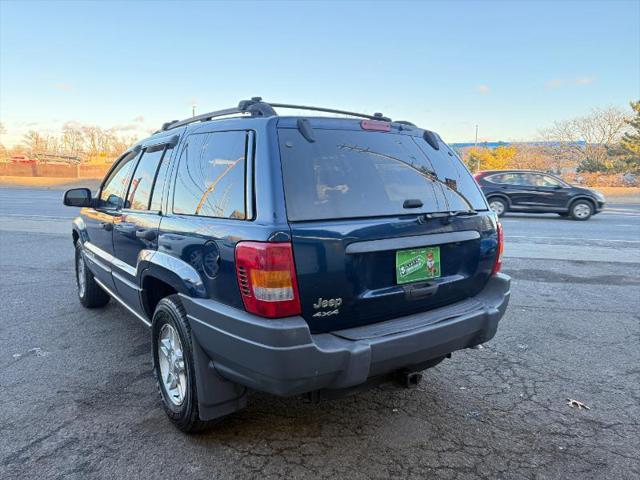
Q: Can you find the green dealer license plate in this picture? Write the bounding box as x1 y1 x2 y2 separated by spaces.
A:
396 247 441 284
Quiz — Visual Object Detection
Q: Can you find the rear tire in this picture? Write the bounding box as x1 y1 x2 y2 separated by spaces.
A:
75 243 110 308
152 295 214 433
488 197 507 217
570 200 593 221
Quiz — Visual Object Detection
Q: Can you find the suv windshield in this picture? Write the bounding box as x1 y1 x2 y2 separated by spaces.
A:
278 128 487 221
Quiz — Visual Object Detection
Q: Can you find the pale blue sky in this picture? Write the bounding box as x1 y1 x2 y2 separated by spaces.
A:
1 0 638 146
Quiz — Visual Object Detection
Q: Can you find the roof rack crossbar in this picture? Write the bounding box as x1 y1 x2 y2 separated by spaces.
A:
160 97 392 131
268 103 391 122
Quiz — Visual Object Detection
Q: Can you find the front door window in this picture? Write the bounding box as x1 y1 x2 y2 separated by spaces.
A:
100 151 139 209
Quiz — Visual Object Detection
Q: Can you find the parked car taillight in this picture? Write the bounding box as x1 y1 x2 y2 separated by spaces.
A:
235 242 302 318
492 221 504 275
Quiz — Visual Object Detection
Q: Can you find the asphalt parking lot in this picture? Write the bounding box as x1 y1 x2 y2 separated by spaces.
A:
1 187 639 479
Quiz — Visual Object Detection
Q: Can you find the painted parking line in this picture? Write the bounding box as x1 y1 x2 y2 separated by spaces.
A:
0 213 72 220
602 212 640 217
0 216 70 234
505 243 640 263
600 208 640 217
507 235 640 244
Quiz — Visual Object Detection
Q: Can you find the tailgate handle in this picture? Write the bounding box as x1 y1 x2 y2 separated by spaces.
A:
404 282 439 300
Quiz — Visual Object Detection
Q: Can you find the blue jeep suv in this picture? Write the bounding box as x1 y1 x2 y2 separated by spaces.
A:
64 98 510 432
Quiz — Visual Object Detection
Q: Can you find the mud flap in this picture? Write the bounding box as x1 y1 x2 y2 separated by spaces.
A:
191 334 248 421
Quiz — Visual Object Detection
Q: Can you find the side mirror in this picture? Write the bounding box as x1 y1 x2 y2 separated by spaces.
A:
553 184 563 189
63 188 94 207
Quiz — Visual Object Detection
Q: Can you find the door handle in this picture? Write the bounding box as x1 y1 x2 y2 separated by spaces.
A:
136 229 157 241
100 222 113 231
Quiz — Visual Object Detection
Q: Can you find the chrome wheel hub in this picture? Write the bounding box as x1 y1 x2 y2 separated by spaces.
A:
76 252 86 298
489 200 505 216
158 324 186 406
573 203 591 219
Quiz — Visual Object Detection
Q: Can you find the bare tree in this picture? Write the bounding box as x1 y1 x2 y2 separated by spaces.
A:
62 123 84 154
539 107 630 172
511 144 555 171
19 123 142 163
22 130 46 153
0 123 7 160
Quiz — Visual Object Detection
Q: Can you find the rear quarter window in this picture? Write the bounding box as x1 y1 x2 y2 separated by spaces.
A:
485 173 517 184
278 128 487 221
172 131 248 219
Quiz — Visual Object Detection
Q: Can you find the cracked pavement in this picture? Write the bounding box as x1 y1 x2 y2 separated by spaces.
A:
1 188 639 479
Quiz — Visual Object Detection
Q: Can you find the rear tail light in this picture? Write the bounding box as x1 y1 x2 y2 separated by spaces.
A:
492 221 504 275
235 242 301 318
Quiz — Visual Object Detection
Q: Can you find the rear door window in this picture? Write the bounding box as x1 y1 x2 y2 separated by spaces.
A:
486 173 514 184
172 131 248 219
278 128 487 221
534 174 563 187
513 173 537 186
125 146 166 211
149 147 173 212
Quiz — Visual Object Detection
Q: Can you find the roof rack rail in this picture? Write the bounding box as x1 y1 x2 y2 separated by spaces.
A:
160 97 392 131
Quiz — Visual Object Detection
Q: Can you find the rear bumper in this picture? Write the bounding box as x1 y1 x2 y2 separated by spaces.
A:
182 273 510 396
594 201 605 214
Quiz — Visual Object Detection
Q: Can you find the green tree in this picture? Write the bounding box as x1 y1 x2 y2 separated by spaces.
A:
576 156 609 173
617 100 640 172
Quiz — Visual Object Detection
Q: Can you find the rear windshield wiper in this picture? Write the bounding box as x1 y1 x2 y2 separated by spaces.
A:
422 210 477 224
338 143 485 213
449 209 478 217
424 209 477 218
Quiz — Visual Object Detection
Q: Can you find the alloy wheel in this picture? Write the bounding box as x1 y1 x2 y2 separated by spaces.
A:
76 252 86 298
158 323 187 406
573 203 591 219
489 200 505 216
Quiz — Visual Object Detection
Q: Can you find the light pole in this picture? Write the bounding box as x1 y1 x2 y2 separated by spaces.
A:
474 124 480 172
192 104 197 117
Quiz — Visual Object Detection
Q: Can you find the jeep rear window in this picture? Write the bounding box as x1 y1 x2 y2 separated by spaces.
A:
278 128 487 221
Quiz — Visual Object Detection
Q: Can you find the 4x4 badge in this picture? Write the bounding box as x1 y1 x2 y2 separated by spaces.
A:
313 309 339 318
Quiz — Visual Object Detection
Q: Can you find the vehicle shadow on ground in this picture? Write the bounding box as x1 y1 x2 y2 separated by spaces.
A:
184 377 466 475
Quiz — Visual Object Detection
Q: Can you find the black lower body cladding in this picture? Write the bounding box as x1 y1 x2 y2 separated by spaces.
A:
181 273 510 419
